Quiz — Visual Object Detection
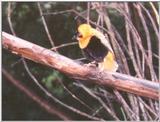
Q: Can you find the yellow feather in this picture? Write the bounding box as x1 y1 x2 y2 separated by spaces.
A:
77 24 118 72
77 24 93 49
79 37 91 49
98 51 118 72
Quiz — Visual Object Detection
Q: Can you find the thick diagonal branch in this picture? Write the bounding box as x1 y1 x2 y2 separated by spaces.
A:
2 68 71 120
2 32 159 100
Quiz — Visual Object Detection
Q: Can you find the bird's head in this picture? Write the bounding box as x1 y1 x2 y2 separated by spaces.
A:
76 24 93 49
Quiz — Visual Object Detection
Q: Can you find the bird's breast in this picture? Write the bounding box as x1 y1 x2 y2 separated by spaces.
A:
82 36 109 62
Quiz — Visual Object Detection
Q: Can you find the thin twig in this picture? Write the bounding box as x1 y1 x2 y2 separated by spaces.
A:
120 107 127 120
37 4 89 109
87 2 90 24
2 68 71 120
113 6 154 78
139 3 159 41
91 106 103 116
50 42 78 51
98 88 116 114
113 90 136 120
7 2 16 36
56 77 94 112
4 2 159 121
124 4 142 77
149 2 159 25
42 9 109 34
135 4 156 81
139 99 148 120
37 3 56 48
42 9 74 16
138 97 158 118
74 82 119 120
10 58 23 67
22 59 102 121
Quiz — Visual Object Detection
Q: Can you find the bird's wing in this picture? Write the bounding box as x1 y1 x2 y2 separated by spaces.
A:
91 28 114 53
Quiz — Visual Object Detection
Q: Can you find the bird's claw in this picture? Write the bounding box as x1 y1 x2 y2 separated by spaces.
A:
84 61 97 68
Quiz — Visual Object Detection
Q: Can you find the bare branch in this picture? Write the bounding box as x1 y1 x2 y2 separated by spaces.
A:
7 3 16 36
114 90 136 120
37 3 56 48
74 82 119 120
149 2 159 25
2 68 71 120
134 4 156 81
22 59 101 120
2 32 159 100
87 2 90 24
50 42 78 51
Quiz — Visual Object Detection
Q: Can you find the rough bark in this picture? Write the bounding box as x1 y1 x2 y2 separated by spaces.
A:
2 31 159 100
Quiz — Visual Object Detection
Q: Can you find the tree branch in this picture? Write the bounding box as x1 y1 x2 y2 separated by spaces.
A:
2 68 71 120
2 31 159 100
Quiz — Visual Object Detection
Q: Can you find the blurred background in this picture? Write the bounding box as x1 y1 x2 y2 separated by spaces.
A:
2 2 159 120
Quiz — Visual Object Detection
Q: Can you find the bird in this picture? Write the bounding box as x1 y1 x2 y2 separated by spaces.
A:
75 24 118 72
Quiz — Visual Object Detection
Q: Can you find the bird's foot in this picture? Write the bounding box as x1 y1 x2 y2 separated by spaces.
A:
84 61 97 68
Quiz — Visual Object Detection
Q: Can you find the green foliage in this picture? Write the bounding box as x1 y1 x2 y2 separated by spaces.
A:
42 70 64 96
2 2 159 120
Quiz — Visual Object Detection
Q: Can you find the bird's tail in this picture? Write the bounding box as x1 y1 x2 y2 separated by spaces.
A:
98 51 118 72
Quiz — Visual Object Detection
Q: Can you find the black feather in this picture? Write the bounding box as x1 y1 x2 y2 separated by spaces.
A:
82 36 109 62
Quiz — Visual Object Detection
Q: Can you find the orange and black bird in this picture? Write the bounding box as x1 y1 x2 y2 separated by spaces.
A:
75 24 118 72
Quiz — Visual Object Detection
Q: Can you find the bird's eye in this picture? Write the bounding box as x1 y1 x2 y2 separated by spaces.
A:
78 35 83 38
78 33 83 38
